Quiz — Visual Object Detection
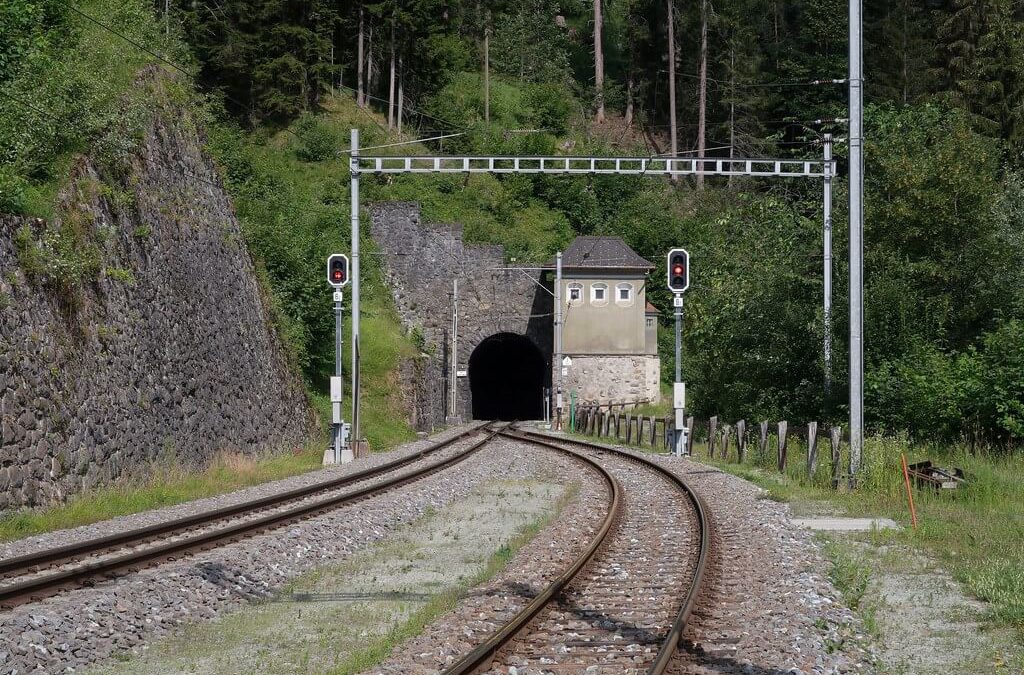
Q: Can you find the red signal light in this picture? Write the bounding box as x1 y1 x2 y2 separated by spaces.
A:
673 264 684 275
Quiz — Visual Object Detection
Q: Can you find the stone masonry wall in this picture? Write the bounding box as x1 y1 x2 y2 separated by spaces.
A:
369 203 552 427
563 355 661 405
0 75 315 510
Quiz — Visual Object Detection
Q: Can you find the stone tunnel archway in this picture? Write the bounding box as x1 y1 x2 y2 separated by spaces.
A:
468 333 545 421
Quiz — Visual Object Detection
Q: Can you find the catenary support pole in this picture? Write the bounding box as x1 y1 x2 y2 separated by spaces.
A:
823 134 833 400
849 0 864 481
554 252 563 430
350 129 362 445
450 278 458 421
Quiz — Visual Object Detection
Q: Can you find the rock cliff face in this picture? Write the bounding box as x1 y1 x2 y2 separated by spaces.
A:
0 75 315 510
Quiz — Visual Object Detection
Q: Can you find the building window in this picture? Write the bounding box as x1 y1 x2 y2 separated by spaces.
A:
567 282 583 306
591 283 608 306
615 282 634 306
646 317 655 328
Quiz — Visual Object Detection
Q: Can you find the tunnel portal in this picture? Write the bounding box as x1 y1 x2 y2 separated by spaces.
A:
469 332 545 421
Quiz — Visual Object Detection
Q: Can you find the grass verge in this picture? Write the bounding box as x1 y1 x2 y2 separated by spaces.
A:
330 481 579 674
0 441 324 542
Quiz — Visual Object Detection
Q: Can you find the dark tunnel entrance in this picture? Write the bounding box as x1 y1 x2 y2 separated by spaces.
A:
469 333 545 421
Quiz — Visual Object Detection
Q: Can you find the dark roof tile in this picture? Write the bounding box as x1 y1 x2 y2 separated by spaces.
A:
555 236 653 269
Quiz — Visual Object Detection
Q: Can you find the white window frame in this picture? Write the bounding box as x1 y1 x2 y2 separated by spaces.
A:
646 316 655 328
591 282 608 306
615 282 634 306
567 282 583 306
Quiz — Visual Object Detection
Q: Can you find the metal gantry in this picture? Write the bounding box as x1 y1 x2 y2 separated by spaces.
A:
347 131 855 471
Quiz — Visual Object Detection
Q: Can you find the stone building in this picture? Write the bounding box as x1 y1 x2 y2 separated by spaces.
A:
555 236 661 405
369 204 662 426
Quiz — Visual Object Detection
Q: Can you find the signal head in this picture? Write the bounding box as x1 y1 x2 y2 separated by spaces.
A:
327 253 350 288
666 248 690 294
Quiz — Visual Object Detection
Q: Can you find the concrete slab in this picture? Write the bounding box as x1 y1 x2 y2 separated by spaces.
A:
791 516 901 531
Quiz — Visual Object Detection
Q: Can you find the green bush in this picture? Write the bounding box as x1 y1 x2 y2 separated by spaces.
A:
293 114 340 162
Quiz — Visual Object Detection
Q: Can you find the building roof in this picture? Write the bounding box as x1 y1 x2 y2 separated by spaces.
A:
554 236 654 270
645 301 660 314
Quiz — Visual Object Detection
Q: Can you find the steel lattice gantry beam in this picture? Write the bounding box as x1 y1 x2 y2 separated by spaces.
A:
352 155 831 178
346 133 854 477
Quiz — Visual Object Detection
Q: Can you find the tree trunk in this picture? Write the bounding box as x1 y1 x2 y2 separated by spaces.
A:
594 0 605 123
625 70 634 127
387 17 396 129
484 18 491 123
728 46 735 188
667 0 678 182
397 56 404 135
366 26 374 106
696 0 708 190
357 4 365 107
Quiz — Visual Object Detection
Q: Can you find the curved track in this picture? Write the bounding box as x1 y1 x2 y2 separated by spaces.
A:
0 424 499 608
445 428 710 675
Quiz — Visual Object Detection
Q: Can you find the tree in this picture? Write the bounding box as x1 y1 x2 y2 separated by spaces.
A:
594 0 605 122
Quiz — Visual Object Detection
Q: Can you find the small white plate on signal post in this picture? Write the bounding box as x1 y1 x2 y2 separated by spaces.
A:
673 295 684 308
673 382 686 409
334 290 343 302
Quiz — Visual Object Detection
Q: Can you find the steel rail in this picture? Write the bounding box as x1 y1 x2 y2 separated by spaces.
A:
443 431 623 675
0 425 500 608
443 429 709 675
0 423 489 579
518 429 710 675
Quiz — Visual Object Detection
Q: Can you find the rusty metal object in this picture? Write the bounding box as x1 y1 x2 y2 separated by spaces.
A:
907 460 966 490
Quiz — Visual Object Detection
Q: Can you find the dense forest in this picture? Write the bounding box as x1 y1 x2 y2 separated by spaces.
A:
2 0 1023 444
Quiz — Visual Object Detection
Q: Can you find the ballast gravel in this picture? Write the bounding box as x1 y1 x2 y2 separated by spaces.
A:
371 433 875 675
0 429 574 674
0 424 485 563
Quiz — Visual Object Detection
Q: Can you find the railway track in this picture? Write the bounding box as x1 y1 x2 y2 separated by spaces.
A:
0 423 502 609
444 428 710 675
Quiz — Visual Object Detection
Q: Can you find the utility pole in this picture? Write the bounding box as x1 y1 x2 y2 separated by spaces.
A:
349 129 362 445
849 0 864 482
554 252 564 430
823 134 833 400
449 279 459 422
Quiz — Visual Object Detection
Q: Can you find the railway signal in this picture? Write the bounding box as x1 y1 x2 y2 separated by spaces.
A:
327 253 352 465
667 248 690 456
667 248 689 294
327 253 350 288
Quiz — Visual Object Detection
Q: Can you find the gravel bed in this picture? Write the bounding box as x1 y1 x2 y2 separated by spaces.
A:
552 436 875 674
370 441 609 674
0 423 483 562
0 428 551 674
1 428 492 592
374 429 875 675
477 437 701 674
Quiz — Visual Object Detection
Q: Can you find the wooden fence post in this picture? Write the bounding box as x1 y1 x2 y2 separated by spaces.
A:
625 415 633 444
722 424 732 461
759 421 769 462
737 420 747 462
650 416 657 447
709 416 719 458
686 416 695 456
777 421 789 472
807 422 819 478
830 426 842 488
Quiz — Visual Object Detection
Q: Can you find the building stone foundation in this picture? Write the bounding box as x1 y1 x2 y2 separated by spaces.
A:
563 355 661 405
